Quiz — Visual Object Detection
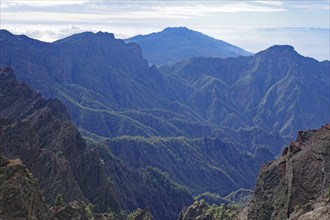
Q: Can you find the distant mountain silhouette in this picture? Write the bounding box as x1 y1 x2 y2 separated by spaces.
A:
126 27 252 66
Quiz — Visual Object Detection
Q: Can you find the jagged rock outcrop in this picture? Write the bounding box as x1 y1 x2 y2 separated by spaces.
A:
179 200 238 220
179 200 211 220
51 200 90 220
246 124 330 220
0 154 49 219
129 208 155 220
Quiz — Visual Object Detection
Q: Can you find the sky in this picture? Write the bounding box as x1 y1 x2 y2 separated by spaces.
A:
0 0 329 61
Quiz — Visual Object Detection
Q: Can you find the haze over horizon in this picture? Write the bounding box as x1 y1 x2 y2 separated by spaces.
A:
1 0 329 61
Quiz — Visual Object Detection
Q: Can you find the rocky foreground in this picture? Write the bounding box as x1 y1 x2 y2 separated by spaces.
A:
245 124 330 220
180 124 330 220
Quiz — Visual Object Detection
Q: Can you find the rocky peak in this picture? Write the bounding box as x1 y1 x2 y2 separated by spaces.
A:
268 45 295 52
0 29 15 41
263 45 295 53
256 45 299 61
95 31 115 39
51 200 90 220
163 26 190 33
54 31 115 44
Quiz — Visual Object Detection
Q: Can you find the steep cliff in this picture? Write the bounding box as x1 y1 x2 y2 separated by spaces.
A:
246 124 330 220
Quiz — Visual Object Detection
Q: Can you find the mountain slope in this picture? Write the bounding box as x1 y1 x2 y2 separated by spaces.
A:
0 67 193 220
161 45 330 140
126 27 252 66
0 29 217 140
107 136 273 196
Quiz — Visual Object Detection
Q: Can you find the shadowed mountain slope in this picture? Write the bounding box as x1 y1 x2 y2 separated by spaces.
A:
161 45 330 140
0 29 214 140
107 136 273 196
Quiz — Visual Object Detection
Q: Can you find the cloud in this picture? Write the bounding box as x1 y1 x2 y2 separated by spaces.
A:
1 0 288 15
1 0 329 60
3 25 87 42
1 0 90 7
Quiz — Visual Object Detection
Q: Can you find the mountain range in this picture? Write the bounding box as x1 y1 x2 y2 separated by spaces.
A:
160 45 330 140
1 29 328 151
125 27 252 66
0 27 329 219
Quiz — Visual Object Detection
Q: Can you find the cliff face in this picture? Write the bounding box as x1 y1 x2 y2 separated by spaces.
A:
246 124 330 220
0 155 49 219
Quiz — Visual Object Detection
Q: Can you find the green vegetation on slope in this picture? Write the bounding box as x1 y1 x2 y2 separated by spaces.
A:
107 136 273 196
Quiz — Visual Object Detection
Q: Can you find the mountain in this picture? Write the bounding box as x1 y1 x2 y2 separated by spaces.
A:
246 124 330 220
0 67 193 220
0 29 207 139
161 45 330 140
125 27 252 66
0 29 287 156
